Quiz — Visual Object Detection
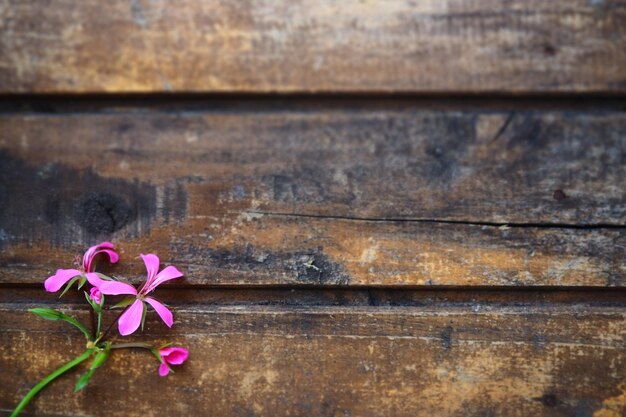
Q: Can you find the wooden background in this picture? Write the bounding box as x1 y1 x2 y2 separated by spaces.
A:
0 1 625 416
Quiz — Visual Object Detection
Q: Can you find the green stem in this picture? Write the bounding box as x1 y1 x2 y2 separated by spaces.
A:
11 350 94 417
99 307 128 342
110 342 154 350
96 309 102 339
64 316 93 341
89 308 96 339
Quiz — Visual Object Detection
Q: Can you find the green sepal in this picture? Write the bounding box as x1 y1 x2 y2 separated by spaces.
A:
151 348 163 363
111 297 136 309
140 302 147 331
150 347 173 374
77 276 87 289
95 273 118 281
84 291 93 306
150 342 174 363
58 276 81 298
83 291 102 313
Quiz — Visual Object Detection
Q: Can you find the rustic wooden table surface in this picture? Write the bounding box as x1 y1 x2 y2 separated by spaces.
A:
1 1 625 416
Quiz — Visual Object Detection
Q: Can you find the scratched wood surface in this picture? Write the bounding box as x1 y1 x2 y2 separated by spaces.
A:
0 110 624 287
1 0 626 93
1 292 625 417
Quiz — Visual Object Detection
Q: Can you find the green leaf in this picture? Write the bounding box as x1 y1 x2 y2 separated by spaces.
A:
29 308 93 341
29 308 65 321
74 370 93 392
111 297 136 309
74 349 109 392
58 276 80 298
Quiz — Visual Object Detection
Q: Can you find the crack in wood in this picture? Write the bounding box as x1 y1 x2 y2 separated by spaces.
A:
241 210 626 230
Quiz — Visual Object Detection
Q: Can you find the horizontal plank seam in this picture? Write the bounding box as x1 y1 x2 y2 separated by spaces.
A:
1 94 626 114
4 283 626 291
0 329 622 349
0 302 626 312
243 211 626 229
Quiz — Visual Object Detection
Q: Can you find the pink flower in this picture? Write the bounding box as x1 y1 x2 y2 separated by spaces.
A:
98 254 183 336
158 347 189 377
44 242 119 292
89 287 103 304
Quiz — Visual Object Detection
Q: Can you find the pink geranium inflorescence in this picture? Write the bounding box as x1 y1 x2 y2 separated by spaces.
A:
44 242 119 292
13 243 189 416
98 254 183 336
157 347 189 377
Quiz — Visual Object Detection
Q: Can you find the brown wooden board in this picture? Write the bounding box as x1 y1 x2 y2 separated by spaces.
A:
1 0 625 93
1 300 625 417
0 110 624 287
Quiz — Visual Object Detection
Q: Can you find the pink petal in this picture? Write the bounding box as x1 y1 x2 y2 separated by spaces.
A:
98 281 138 296
158 363 170 377
143 266 184 293
160 347 189 365
118 299 143 336
83 242 119 272
85 272 104 287
140 253 160 288
96 248 119 264
44 269 81 292
144 297 173 328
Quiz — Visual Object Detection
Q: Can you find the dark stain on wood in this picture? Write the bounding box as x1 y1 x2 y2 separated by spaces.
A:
440 325 454 349
533 393 558 407
553 189 568 201
293 250 351 285
76 192 134 234
205 245 351 285
0 150 158 245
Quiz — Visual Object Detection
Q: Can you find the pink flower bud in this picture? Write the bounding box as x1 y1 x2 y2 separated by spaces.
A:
89 287 102 304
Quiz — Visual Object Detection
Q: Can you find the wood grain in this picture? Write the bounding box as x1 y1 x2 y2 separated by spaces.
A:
1 0 625 93
0 110 624 287
1 302 624 417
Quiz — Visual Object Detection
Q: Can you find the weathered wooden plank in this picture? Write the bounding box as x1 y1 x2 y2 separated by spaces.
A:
7 217 624 287
0 110 624 287
1 0 625 93
1 303 624 416
1 111 623 224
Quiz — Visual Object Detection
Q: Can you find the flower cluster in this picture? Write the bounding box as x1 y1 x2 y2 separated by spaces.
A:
12 242 189 417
